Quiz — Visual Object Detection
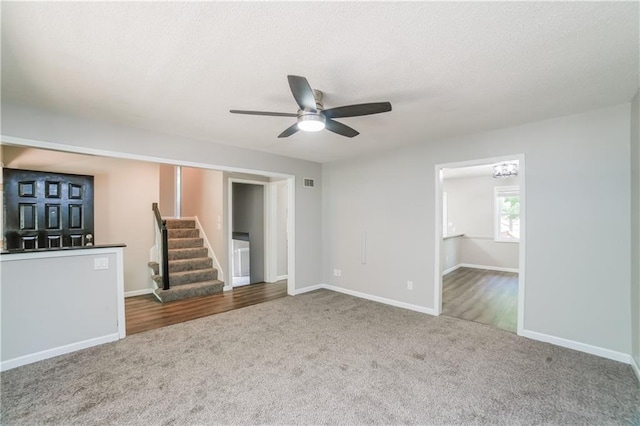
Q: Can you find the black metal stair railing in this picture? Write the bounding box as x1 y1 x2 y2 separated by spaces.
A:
152 203 170 290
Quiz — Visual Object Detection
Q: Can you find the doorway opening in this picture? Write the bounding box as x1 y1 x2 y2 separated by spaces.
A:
231 181 265 286
228 177 289 289
434 156 526 335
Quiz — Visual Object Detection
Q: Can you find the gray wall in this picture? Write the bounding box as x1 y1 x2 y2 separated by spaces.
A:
233 183 264 284
631 90 639 367
441 236 461 272
1 103 323 291
323 104 632 355
1 251 119 364
443 174 519 270
444 174 519 237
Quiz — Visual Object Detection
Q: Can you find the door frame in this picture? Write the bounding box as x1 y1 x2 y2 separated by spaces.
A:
433 154 526 336
228 177 293 290
268 180 289 282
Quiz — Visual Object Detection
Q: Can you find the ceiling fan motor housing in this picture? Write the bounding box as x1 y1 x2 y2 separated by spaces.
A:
312 89 324 111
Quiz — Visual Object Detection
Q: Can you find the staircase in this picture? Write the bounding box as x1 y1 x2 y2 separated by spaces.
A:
148 219 224 303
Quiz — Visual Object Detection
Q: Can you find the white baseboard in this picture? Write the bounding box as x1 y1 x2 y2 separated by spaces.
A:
294 283 634 368
0 333 120 372
442 264 462 275
223 285 233 291
320 284 437 316
457 263 519 274
276 274 289 281
125 288 154 298
290 284 323 295
631 356 640 383
520 329 631 364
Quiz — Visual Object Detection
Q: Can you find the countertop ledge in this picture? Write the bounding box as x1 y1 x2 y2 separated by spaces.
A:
1 244 126 255
443 234 464 240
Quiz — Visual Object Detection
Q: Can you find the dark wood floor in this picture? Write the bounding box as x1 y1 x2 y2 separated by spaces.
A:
125 281 288 335
442 267 518 333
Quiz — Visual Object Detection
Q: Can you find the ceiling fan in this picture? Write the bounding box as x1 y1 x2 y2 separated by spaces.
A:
230 75 392 138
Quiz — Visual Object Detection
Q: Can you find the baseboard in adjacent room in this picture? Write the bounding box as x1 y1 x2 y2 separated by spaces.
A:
124 288 154 298
456 263 519 274
520 329 631 364
276 275 288 281
442 264 462 275
0 333 120 372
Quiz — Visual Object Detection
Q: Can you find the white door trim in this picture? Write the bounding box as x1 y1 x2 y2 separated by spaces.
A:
286 176 296 296
228 178 292 288
267 181 279 283
434 154 526 336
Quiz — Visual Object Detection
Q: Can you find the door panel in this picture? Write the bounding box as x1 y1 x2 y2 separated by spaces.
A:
45 204 61 229
19 203 37 230
45 181 61 198
3 168 94 250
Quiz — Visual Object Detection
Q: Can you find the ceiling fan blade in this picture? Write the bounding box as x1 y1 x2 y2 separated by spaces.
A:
278 122 300 138
230 110 298 117
323 102 392 119
325 118 359 138
287 75 317 111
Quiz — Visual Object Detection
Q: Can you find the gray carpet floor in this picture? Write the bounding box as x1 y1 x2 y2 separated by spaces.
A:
1 289 639 425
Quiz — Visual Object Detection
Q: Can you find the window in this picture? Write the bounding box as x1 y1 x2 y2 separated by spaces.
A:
494 186 520 242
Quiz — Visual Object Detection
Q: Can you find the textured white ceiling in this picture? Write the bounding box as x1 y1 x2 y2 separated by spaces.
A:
2 2 638 163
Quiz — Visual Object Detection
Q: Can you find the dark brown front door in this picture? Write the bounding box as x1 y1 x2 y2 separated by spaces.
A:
3 168 94 250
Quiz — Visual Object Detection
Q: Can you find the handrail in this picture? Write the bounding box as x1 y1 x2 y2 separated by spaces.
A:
152 203 170 291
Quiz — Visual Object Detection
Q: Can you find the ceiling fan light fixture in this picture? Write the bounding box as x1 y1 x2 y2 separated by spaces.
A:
297 113 326 132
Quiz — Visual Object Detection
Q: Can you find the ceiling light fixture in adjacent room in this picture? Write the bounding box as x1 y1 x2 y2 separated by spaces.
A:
297 113 326 132
493 162 519 178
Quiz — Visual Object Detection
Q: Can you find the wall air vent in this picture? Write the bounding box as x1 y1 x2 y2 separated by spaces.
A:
303 178 315 188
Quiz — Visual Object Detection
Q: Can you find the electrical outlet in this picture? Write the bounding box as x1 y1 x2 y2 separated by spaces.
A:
407 281 413 290
337 270 342 277
94 257 109 270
